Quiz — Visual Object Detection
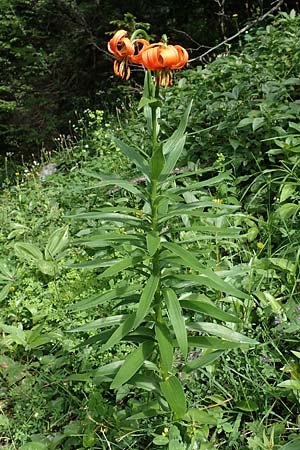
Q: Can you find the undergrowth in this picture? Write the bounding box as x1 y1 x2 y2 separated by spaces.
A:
1 10 300 450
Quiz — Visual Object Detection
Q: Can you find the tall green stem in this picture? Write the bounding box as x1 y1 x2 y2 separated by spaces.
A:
150 98 162 323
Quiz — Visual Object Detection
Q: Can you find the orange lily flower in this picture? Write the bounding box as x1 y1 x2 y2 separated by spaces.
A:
108 30 149 80
138 43 189 86
108 30 135 80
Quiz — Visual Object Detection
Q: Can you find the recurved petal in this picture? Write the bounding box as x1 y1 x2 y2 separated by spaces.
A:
130 38 150 64
139 44 165 70
170 45 189 69
108 30 134 58
158 45 180 67
108 30 127 55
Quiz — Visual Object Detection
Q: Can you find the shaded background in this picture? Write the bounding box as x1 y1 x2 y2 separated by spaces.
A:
0 0 298 159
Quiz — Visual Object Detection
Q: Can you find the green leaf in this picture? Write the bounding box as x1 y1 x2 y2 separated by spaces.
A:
278 438 300 450
280 184 296 203
129 374 161 393
164 288 188 359
187 322 259 345
138 97 162 110
75 233 143 249
0 284 11 302
156 323 173 373
184 350 224 372
170 171 232 194
44 225 69 260
69 284 141 312
160 375 186 418
81 175 146 200
181 299 241 323
150 145 165 180
146 231 160 257
93 361 123 383
37 259 57 276
68 314 128 332
98 256 142 279
188 336 245 349
101 313 136 352
0 261 15 281
237 117 253 128
252 117 265 131
168 425 186 450
160 135 186 181
162 242 249 299
161 201 238 222
276 203 299 219
277 380 300 390
185 409 218 425
164 100 193 154
112 136 150 180
153 436 169 446
69 211 142 225
0 324 27 346
14 242 43 262
235 400 259 411
134 275 159 328
127 405 165 420
110 341 155 389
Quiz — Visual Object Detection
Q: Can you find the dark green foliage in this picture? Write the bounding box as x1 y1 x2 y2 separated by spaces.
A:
161 10 300 174
0 0 298 159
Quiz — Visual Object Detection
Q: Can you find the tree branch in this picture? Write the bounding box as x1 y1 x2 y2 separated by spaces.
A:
188 0 285 63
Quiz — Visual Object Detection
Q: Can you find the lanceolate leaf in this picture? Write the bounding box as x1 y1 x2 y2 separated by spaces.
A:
188 336 245 349
159 201 238 222
68 211 142 226
155 323 173 374
277 438 300 450
181 299 241 323
134 275 159 328
100 313 136 353
44 225 69 260
164 288 188 359
98 256 142 279
162 242 249 299
184 350 224 372
169 171 232 194
163 100 193 155
160 135 186 181
14 242 43 262
160 375 186 418
150 145 165 180
112 136 150 180
75 233 144 249
187 322 259 345
68 314 128 332
0 283 11 302
93 361 124 383
110 341 155 389
81 175 146 200
69 284 141 312
146 231 160 256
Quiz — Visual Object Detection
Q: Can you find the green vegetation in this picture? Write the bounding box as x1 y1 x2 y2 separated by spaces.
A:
1 10 300 450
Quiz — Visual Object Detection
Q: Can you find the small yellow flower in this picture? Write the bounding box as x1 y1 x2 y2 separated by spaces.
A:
9 286 15 293
232 13 238 17
212 198 223 204
162 427 169 437
15 172 20 176
119 227 126 235
257 242 265 249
